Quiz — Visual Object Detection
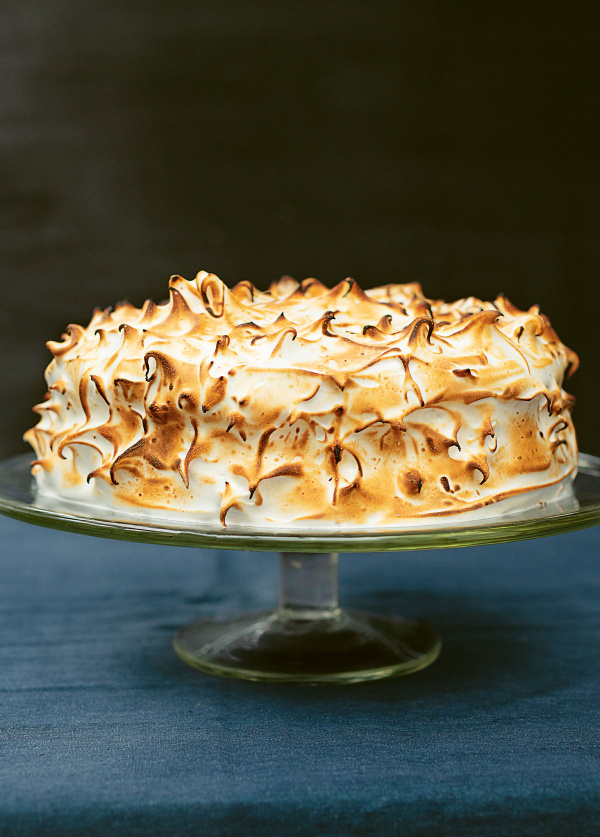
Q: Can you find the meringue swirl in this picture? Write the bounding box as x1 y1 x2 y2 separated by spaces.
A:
25 272 579 527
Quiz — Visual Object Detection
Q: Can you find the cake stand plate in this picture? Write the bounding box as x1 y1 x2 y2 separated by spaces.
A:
1 453 599 684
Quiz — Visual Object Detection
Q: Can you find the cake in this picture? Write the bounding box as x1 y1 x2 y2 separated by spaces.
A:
25 272 579 528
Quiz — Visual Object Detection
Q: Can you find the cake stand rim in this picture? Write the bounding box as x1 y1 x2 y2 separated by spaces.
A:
0 452 598 552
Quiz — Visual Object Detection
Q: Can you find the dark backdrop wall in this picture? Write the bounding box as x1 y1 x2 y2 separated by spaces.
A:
1 2 598 458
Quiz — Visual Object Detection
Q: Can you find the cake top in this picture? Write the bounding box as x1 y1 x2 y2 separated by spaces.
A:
47 271 578 407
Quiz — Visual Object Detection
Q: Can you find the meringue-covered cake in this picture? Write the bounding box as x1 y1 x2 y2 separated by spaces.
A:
25 272 578 528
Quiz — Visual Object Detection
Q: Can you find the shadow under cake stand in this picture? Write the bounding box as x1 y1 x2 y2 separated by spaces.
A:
1 453 599 684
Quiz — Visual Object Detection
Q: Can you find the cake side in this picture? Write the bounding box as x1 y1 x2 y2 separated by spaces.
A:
25 273 578 527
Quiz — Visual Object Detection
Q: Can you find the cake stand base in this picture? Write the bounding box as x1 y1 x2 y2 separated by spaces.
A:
173 551 441 684
174 609 440 684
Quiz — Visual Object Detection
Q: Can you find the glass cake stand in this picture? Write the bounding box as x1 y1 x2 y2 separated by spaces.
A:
1 452 599 684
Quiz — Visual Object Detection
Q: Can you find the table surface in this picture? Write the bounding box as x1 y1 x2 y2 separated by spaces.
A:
1 514 599 836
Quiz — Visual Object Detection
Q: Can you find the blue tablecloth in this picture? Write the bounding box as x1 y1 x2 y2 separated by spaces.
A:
0 514 599 836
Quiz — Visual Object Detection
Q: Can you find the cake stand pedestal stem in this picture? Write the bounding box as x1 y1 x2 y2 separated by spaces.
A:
278 552 340 620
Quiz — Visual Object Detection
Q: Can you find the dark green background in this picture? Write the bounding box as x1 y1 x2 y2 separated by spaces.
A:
1 2 598 458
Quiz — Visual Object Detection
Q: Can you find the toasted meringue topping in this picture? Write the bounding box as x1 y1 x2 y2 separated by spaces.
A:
25 272 578 527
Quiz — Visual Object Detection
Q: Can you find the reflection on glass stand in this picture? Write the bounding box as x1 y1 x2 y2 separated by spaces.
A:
174 551 441 683
0 453 599 685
